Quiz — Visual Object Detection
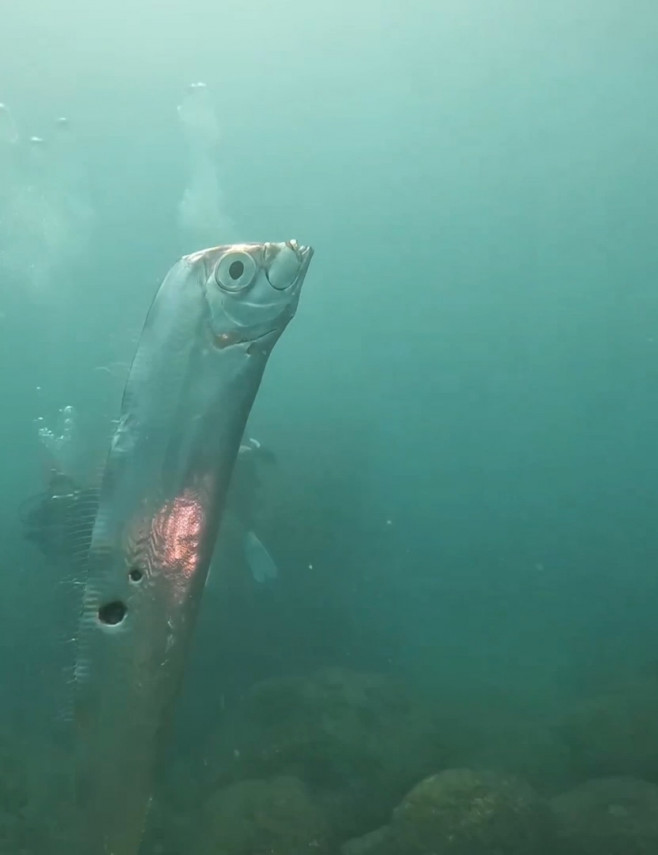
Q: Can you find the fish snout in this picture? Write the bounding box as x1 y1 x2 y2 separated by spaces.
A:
266 240 314 291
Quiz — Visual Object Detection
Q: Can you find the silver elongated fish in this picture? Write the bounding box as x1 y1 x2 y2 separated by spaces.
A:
73 239 313 854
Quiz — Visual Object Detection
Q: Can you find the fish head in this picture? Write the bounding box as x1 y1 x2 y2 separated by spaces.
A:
189 240 314 350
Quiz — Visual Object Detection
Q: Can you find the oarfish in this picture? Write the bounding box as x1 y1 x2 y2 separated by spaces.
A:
73 240 313 854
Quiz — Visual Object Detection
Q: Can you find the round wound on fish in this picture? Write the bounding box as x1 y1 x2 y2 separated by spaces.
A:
97 601 127 626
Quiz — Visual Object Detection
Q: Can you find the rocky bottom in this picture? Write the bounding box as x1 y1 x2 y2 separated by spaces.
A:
5 666 658 855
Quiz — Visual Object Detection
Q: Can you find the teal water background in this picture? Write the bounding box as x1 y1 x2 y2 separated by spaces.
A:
0 1 657 850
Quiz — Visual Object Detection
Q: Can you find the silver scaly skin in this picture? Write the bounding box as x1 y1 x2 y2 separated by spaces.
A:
73 240 313 854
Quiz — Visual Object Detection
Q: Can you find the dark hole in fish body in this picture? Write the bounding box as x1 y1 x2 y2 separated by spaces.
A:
129 567 143 583
98 601 127 625
229 260 244 280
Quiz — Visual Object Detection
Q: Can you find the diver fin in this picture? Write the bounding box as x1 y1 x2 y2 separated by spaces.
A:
243 529 278 583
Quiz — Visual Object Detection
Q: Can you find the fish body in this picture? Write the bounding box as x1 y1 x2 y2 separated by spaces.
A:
22 435 276 581
73 240 313 854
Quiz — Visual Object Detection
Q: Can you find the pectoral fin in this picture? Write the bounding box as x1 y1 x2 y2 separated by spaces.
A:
243 529 278 583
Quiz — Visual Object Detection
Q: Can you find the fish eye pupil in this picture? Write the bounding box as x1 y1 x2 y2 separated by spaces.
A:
229 260 244 280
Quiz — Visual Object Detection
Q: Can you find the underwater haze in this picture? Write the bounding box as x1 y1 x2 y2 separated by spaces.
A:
2 1 658 853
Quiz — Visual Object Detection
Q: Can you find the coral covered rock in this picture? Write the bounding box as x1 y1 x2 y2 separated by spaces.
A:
389 768 555 855
198 775 329 855
340 825 393 855
203 667 446 837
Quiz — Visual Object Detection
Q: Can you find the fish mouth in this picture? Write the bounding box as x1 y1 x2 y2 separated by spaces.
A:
287 240 314 275
211 328 277 350
273 240 313 294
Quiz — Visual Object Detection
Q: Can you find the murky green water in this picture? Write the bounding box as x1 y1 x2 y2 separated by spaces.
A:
1 2 657 852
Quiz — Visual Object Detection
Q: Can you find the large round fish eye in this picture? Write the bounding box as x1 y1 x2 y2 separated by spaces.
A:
214 251 257 292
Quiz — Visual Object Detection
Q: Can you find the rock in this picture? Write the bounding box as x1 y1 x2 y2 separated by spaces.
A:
389 768 555 855
551 776 658 854
340 826 393 855
558 678 658 782
203 667 447 837
199 775 330 855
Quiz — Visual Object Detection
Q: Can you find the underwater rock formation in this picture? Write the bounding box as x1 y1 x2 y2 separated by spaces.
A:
341 825 393 855
342 768 555 855
198 775 329 855
551 776 658 854
202 667 447 838
558 678 658 782
390 769 555 855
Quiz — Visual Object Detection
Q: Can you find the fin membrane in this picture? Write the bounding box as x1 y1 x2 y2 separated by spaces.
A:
243 529 278 583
